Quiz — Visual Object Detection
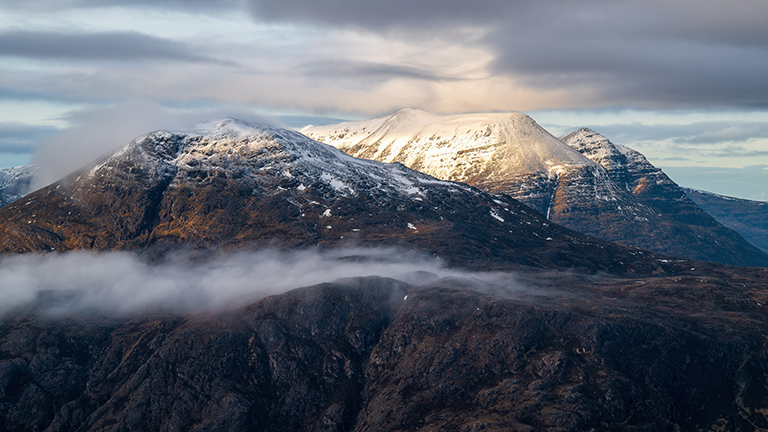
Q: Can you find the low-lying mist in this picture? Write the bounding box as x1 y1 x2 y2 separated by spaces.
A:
0 247 525 318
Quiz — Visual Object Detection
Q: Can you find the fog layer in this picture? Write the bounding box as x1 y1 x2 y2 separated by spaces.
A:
0 247 516 317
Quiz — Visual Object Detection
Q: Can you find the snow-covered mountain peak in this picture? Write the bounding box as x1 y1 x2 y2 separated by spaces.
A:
110 117 346 168
302 110 595 189
86 118 467 202
560 128 627 171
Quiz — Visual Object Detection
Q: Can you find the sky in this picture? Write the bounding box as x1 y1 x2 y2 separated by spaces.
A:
0 0 767 200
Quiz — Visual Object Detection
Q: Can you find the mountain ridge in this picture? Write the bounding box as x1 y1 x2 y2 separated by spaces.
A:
2 270 768 431
0 118 681 275
302 111 768 267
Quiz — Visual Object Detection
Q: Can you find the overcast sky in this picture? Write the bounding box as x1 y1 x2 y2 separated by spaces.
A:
0 0 766 199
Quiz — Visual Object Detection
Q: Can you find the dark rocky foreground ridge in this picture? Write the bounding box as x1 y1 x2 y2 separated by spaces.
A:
2 271 768 432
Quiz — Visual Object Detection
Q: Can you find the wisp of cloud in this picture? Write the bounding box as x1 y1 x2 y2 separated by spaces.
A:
0 247 516 318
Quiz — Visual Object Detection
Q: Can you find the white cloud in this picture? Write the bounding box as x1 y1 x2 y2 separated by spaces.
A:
0 248 525 317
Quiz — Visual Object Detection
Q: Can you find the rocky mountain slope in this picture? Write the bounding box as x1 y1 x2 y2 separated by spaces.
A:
0 165 37 207
0 118 675 275
558 128 768 265
302 111 768 267
2 269 768 432
684 187 768 254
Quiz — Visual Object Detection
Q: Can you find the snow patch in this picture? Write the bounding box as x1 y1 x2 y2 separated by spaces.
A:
320 173 355 195
490 210 505 222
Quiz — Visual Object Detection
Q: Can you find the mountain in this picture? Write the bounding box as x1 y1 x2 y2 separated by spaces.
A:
301 109 596 213
2 270 768 432
558 128 768 265
0 165 37 207
0 118 675 275
302 110 768 267
684 187 768 254
3 118 768 431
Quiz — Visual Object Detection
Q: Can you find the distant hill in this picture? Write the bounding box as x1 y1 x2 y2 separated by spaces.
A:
684 187 768 254
0 165 37 207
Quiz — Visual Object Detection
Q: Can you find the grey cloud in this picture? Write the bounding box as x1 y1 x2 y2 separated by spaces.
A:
2 0 767 112
0 31 226 63
579 121 768 147
655 142 768 159
701 145 768 159
245 0 768 109
485 15 768 108
299 60 466 82
680 123 768 145
247 0 522 29
0 87 67 103
0 123 59 154
0 0 242 12
652 156 692 162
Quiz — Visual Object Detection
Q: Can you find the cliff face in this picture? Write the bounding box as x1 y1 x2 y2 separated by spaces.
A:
2 270 768 432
